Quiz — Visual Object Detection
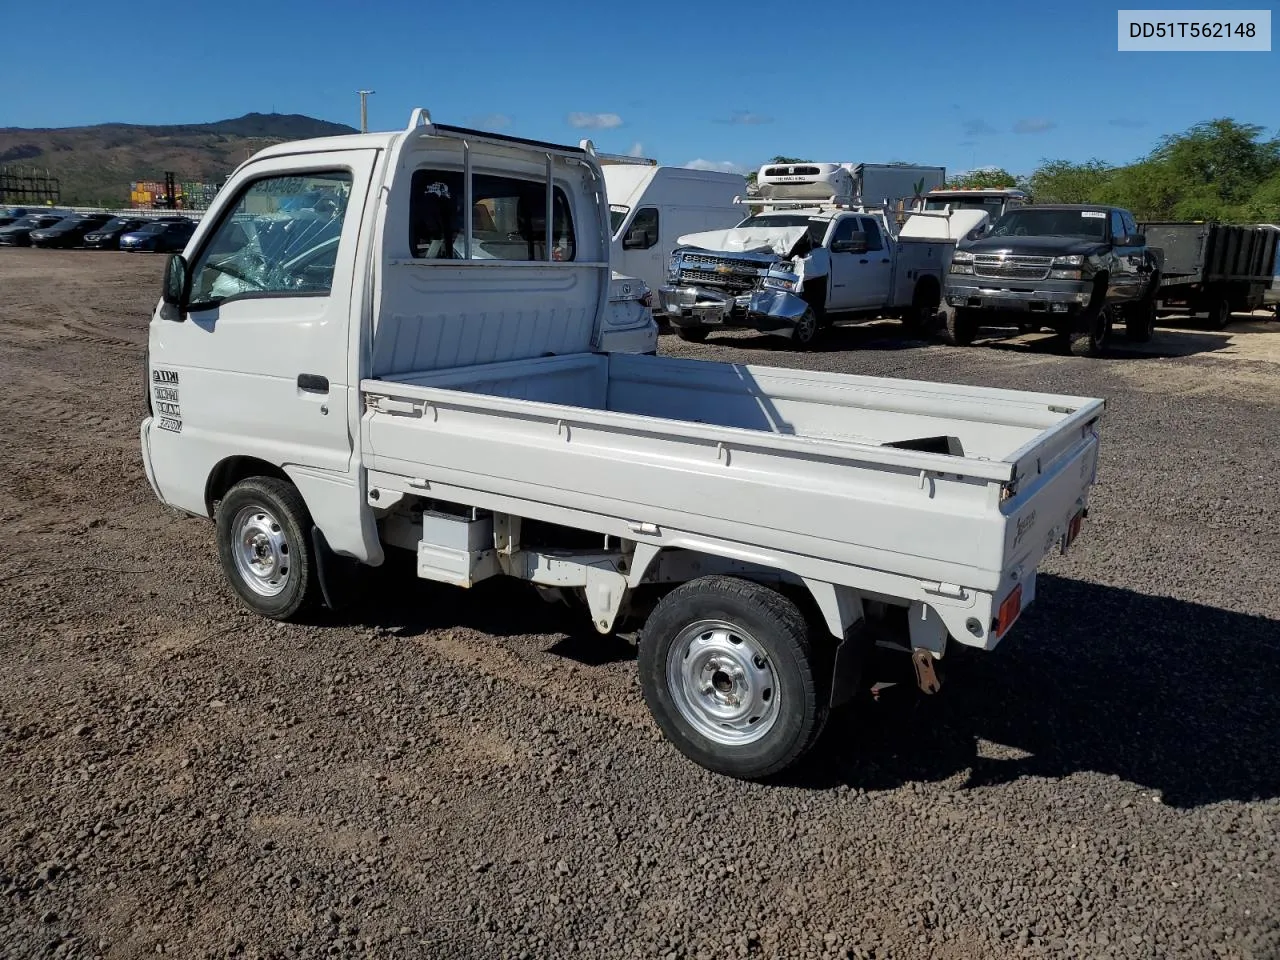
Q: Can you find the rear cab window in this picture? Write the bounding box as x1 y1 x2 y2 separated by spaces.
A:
409 169 576 262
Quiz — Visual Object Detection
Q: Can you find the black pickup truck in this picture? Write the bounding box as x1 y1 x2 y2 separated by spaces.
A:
941 203 1162 357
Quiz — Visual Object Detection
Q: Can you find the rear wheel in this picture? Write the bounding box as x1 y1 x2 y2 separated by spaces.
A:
901 280 941 336
1207 297 1232 331
941 305 979 346
215 477 320 621
1124 296 1156 343
675 326 707 343
638 576 827 780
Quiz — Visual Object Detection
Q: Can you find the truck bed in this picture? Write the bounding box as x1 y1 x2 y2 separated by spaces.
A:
1142 221 1280 285
360 354 1102 595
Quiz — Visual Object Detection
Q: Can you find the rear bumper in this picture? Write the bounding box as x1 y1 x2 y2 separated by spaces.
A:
945 279 1090 313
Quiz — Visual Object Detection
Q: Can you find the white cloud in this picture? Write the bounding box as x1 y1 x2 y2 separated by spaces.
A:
627 141 645 157
726 111 773 125
568 112 623 129
467 113 511 129
1013 118 1056 134
683 159 749 174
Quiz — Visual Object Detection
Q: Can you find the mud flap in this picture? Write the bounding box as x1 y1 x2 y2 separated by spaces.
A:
311 526 352 612
828 620 870 708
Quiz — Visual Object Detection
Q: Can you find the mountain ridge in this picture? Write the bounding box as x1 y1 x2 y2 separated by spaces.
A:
0 112 360 206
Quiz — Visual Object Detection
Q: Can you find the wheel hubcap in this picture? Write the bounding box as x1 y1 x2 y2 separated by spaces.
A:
231 505 292 597
666 620 780 746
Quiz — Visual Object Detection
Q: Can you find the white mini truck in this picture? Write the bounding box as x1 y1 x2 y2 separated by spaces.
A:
141 110 1105 780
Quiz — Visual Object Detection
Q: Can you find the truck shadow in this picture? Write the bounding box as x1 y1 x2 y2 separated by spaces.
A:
973 323 1238 359
330 559 1279 808
660 320 936 354
787 573 1280 809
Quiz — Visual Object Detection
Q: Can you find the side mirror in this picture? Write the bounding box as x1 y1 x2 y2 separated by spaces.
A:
622 228 652 250
1116 233 1144 248
831 231 869 254
162 253 190 312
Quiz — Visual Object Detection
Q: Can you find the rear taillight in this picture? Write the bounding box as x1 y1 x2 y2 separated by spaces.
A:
994 584 1023 639
640 290 653 308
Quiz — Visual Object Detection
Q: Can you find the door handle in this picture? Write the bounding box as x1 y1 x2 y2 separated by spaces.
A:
297 374 329 393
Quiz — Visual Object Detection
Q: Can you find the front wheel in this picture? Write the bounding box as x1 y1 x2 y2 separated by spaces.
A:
1124 296 1156 343
790 306 820 350
941 305 979 346
1069 303 1115 357
638 576 827 780
215 476 320 621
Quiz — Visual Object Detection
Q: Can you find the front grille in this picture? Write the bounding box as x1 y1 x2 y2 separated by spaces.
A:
973 254 1053 281
680 252 765 272
679 267 758 293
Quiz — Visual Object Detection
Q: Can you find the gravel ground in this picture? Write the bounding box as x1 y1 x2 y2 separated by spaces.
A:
1 249 1278 960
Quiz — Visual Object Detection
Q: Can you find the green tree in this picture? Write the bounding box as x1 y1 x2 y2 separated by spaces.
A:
1148 118 1280 209
946 167 1019 189
1024 159 1114 204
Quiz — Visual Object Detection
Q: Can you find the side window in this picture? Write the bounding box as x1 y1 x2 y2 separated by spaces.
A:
1110 210 1126 241
188 170 353 306
829 218 858 247
859 217 884 251
410 169 576 262
622 207 659 250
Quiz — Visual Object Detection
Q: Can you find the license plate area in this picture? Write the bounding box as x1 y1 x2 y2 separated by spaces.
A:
693 304 725 324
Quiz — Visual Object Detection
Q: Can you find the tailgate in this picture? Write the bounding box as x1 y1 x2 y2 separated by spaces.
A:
1000 411 1101 574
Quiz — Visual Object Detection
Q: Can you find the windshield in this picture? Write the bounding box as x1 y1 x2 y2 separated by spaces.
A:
609 205 629 235
986 208 1108 240
100 218 136 231
137 223 167 234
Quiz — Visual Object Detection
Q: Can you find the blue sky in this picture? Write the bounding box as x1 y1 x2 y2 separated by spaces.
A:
1 0 1275 177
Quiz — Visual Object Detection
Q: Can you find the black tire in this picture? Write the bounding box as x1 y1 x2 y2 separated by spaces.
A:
1207 298 1231 331
675 326 707 343
214 476 320 621
901 280 941 336
1069 303 1114 357
941 305 979 346
1124 296 1156 343
790 306 820 350
637 576 827 780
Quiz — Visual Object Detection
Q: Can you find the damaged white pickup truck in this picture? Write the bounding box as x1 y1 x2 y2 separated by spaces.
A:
140 111 1104 780
659 163 988 348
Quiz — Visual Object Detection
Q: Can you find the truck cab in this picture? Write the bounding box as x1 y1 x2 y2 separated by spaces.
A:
921 187 1029 240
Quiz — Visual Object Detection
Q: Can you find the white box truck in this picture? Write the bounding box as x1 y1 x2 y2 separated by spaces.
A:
600 158 746 313
139 109 1105 780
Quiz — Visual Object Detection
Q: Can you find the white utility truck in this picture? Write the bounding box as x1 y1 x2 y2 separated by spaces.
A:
600 157 746 314
140 110 1105 780
919 187 1031 242
659 163 979 347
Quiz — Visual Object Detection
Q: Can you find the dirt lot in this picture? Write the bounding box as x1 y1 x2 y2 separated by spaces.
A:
1 249 1278 960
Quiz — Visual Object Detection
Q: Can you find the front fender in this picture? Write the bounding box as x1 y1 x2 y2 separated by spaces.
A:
748 289 810 322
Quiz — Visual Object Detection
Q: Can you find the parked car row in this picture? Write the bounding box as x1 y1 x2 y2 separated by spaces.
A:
0 210 197 251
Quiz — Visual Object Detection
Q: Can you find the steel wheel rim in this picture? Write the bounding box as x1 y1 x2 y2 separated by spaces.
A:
666 619 780 746
795 309 816 343
231 504 292 597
